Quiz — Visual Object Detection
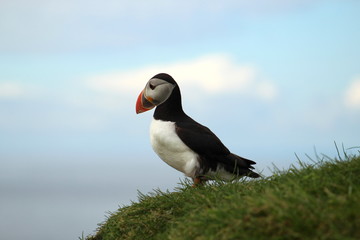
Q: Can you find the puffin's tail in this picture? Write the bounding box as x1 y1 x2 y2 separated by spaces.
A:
225 153 260 178
247 170 261 178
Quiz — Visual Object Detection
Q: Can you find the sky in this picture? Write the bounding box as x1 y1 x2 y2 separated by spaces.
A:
0 0 360 239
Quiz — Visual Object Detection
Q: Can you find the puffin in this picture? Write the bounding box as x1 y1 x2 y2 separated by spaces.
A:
136 73 260 185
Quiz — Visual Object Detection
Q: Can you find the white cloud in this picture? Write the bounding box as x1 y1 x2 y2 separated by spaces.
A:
0 82 25 99
86 54 278 101
344 77 360 109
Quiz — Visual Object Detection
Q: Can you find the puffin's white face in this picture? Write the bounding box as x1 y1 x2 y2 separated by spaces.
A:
136 77 176 114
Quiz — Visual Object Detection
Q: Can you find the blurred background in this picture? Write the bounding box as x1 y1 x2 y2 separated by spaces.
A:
0 0 359 239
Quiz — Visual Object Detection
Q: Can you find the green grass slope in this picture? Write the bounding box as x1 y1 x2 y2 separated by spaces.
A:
86 153 360 240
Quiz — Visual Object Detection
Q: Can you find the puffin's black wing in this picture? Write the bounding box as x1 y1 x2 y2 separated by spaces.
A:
175 118 259 178
175 120 230 156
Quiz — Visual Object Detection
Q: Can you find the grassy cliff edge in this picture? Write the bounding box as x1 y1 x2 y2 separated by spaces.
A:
85 152 360 240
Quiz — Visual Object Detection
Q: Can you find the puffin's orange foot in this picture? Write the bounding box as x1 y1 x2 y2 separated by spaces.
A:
192 177 204 187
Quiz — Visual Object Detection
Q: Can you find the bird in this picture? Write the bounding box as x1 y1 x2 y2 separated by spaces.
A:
136 73 260 185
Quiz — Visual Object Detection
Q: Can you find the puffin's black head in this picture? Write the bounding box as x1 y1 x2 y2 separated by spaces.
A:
136 73 178 114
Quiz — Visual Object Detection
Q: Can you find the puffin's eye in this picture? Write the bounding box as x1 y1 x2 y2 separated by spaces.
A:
149 83 156 90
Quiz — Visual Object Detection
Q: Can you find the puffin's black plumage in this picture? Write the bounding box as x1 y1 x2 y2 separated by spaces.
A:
153 73 185 121
149 73 260 182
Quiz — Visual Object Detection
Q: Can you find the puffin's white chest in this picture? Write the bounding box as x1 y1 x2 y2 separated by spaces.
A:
150 119 199 177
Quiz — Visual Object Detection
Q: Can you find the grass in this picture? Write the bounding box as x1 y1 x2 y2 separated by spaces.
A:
85 148 360 240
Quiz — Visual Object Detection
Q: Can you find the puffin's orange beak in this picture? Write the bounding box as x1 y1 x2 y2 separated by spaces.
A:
136 89 156 114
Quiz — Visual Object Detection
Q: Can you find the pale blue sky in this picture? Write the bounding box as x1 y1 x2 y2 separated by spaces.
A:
0 1 359 239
